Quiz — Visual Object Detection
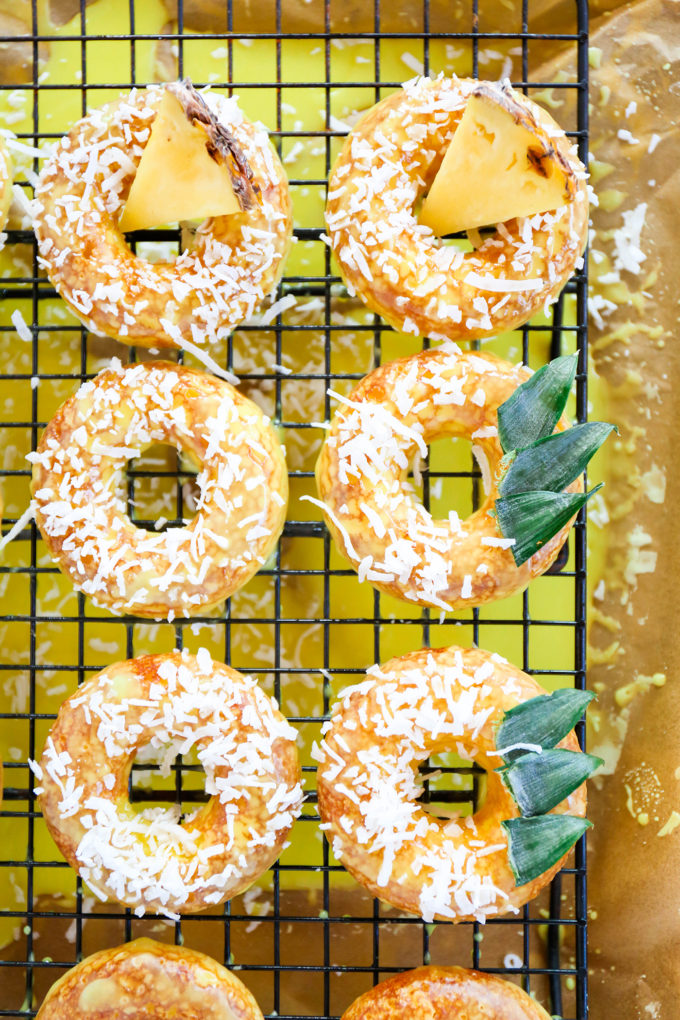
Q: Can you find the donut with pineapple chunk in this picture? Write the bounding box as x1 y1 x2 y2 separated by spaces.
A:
33 80 292 349
325 76 588 342
29 359 288 620
340 966 551 1020
32 651 303 918
315 645 587 923
313 347 581 613
36 938 265 1019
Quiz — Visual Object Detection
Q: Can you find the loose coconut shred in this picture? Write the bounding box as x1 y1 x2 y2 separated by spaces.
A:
32 650 304 918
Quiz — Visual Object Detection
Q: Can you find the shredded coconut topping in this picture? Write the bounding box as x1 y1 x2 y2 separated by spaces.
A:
29 359 288 619
315 348 536 612
37 649 303 917
33 86 292 349
325 75 588 344
316 646 553 923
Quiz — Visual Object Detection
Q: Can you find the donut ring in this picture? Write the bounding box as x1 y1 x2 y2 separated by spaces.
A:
325 76 588 342
34 651 303 917
341 966 550 1020
315 348 581 613
29 359 288 619
36 937 263 1018
33 84 292 348
316 645 586 923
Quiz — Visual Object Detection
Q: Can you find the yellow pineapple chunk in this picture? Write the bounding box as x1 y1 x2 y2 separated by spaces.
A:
119 90 240 232
419 86 573 236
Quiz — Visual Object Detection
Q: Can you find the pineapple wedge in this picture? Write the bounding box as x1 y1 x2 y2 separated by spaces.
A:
419 85 574 236
119 82 259 232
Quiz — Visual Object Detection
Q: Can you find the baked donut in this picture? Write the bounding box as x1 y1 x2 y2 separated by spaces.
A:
315 645 586 923
325 76 588 342
36 937 263 1018
341 966 550 1019
33 82 292 348
32 650 303 917
29 359 288 619
314 347 580 613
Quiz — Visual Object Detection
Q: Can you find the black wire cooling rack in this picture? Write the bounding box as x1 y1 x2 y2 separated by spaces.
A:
0 0 590 1016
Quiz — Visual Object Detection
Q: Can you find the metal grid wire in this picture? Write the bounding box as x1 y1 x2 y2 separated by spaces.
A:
0 0 589 1016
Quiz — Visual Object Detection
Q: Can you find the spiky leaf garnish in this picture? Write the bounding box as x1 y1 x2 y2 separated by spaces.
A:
497 687 598 886
496 687 595 763
502 815 592 886
499 423 616 497
494 353 615 566
495 487 602 566
499 748 603 817
497 353 577 453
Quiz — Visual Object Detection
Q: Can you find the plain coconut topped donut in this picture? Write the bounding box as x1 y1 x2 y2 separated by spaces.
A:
32 650 303 918
341 966 551 1020
36 938 264 1018
33 80 292 349
314 347 580 613
29 359 288 620
325 75 588 342
315 645 587 924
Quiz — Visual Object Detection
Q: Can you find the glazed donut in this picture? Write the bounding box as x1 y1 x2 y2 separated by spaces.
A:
33 82 292 348
29 359 288 619
315 645 586 923
33 650 303 917
36 937 263 1018
341 966 550 1020
314 347 580 613
325 76 588 342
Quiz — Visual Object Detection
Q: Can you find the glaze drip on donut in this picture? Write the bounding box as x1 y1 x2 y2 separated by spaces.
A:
32 650 303 918
315 646 586 923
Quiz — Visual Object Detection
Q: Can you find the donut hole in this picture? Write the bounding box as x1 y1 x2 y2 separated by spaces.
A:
408 435 485 521
123 223 205 264
129 741 208 820
418 750 488 821
126 235 183 264
124 442 200 532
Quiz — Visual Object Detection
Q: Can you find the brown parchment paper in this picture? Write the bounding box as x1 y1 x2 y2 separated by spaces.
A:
154 0 630 35
540 0 680 1016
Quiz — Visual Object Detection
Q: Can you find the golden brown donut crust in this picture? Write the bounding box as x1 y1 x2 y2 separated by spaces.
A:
33 85 292 349
35 651 303 916
316 645 586 923
325 76 588 343
341 966 551 1019
36 937 264 1018
30 360 288 619
315 348 581 612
